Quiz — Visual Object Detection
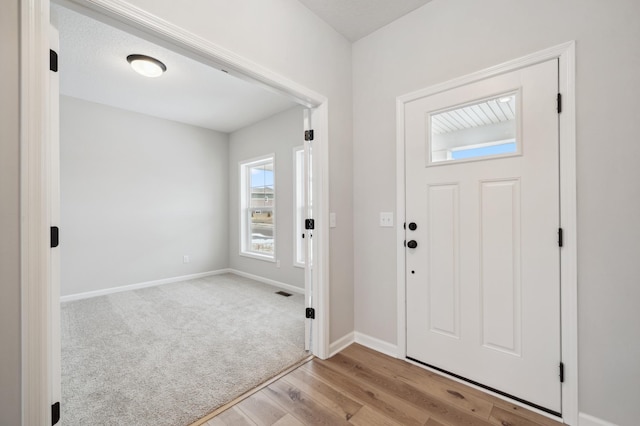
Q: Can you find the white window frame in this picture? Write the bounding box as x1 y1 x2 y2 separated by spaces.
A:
293 146 305 268
239 154 276 262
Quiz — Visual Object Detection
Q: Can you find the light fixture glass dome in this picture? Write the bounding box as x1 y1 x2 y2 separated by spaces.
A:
126 54 166 78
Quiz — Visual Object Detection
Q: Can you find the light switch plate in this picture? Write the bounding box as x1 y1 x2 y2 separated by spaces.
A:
380 212 394 227
330 212 336 228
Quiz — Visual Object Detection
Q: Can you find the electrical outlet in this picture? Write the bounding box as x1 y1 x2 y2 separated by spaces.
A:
183 255 190 264
380 212 394 227
276 260 281 268
330 212 337 228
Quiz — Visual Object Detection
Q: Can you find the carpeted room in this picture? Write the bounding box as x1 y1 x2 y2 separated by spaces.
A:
55 4 311 424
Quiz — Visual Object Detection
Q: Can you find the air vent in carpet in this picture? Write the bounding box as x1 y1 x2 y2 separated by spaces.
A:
275 291 292 297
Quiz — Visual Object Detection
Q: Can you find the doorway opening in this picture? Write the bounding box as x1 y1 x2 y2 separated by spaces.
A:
33 2 328 424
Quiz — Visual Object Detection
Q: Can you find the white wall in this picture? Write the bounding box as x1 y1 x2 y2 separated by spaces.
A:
0 0 22 423
60 96 229 296
229 106 305 288
352 0 640 424
121 0 354 344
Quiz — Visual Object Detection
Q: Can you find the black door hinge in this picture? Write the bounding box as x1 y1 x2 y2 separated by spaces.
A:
559 362 565 383
305 307 315 319
51 226 59 248
52 401 60 425
558 228 563 248
50 49 58 72
304 129 314 141
557 93 562 113
305 219 315 230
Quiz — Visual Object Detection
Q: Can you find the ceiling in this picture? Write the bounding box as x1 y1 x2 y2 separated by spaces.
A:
53 4 298 133
298 0 433 41
53 1 433 133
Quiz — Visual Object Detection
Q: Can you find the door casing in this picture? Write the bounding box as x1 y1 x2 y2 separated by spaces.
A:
396 42 577 424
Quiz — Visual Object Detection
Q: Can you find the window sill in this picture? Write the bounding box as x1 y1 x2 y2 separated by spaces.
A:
240 251 276 263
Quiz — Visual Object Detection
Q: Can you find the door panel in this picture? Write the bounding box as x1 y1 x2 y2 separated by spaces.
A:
426 183 460 338
405 59 560 413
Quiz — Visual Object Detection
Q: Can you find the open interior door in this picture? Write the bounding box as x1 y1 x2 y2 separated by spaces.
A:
49 21 62 424
303 109 314 352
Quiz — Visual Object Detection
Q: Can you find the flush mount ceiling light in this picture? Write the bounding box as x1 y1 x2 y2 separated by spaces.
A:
126 54 167 78
498 96 513 103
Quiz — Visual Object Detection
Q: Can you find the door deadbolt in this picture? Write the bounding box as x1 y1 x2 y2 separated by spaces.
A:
408 222 417 231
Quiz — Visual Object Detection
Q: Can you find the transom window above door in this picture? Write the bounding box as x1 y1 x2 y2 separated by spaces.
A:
428 91 520 165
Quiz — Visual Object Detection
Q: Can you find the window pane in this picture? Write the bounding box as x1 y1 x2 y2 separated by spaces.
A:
430 92 518 164
249 162 274 255
294 148 305 266
240 157 275 259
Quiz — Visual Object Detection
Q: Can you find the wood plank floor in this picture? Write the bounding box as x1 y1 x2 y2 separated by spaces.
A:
200 344 564 426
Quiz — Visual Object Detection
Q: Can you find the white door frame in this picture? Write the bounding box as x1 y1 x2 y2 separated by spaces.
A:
20 0 331 423
396 42 577 425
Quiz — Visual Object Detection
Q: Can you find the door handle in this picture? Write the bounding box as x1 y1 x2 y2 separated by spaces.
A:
407 240 418 249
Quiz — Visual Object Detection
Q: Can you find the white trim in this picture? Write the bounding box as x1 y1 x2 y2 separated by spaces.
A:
558 42 579 426
396 41 578 425
329 332 355 357
354 332 399 358
227 269 305 295
579 413 619 426
21 0 52 424
310 103 331 359
59 269 230 302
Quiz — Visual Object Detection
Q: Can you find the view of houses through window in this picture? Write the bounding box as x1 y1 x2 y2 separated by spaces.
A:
241 156 275 259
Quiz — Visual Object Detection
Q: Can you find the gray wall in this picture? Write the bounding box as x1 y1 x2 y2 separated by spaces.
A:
60 96 229 296
123 0 354 345
0 0 22 423
352 0 640 424
229 107 305 288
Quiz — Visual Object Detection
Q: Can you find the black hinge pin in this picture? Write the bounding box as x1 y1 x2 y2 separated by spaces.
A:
304 129 314 141
51 226 59 248
559 362 565 383
558 228 563 248
50 49 58 72
305 307 315 319
52 401 60 425
557 93 562 113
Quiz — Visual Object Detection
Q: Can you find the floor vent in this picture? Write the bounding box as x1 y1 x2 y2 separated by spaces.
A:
275 291 292 297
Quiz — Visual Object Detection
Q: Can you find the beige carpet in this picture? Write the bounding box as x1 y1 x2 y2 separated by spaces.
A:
61 273 307 426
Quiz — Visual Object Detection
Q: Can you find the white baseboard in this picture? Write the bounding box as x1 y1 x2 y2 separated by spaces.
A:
354 332 399 358
227 269 304 294
60 269 230 302
579 413 619 426
329 332 355 357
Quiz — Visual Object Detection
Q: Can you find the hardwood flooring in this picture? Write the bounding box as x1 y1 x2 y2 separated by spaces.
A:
199 343 564 426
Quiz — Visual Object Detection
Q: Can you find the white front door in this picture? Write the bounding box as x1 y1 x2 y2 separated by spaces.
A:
405 59 561 413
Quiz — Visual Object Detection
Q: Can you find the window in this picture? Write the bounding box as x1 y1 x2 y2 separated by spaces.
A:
293 147 305 267
240 155 275 260
429 91 520 164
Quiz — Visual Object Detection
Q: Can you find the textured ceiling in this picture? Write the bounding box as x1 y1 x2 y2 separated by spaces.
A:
297 0 432 41
53 4 297 133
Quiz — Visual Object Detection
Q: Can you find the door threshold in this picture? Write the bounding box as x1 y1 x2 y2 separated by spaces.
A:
190 354 315 426
406 356 561 418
